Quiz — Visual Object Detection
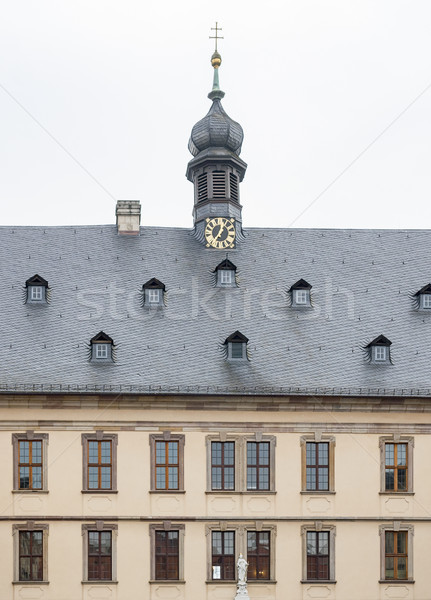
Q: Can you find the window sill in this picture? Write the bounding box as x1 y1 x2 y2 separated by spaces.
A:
379 580 414 584
301 580 336 584
206 580 236 584
12 490 49 494
379 491 414 496
149 580 185 584
300 491 335 495
205 490 276 495
149 490 186 494
13 581 49 585
82 580 118 585
81 490 118 494
247 580 277 585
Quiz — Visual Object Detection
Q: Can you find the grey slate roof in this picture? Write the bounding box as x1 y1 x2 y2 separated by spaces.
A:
2 225 431 397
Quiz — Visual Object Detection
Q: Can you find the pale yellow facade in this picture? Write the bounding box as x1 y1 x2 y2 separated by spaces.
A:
1 395 430 600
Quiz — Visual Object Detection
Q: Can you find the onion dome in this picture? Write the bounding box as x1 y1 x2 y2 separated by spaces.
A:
188 51 244 157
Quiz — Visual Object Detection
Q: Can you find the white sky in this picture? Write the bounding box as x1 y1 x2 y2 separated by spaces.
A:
1 0 430 229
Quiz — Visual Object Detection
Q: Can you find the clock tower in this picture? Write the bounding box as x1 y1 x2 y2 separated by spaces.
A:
186 36 247 249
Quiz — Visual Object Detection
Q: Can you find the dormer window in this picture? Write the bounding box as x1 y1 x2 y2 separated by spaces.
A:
225 331 249 361
414 284 431 310
290 279 312 308
367 335 392 364
25 274 48 304
215 259 237 287
143 278 165 307
90 332 114 362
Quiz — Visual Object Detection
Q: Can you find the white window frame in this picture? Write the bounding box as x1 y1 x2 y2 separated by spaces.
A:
295 289 308 304
373 346 388 362
228 342 246 360
420 293 431 309
148 289 161 304
219 270 234 286
95 344 109 359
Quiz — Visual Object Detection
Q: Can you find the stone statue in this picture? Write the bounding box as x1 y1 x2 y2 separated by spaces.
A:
237 553 248 585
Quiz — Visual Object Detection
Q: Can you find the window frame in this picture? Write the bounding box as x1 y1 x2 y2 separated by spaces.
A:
206 435 242 493
379 436 414 494
12 432 49 492
81 433 118 493
244 435 276 493
205 523 276 583
82 522 118 583
91 342 112 361
301 523 336 583
149 523 185 582
149 433 185 493
419 293 431 309
13 523 49 584
379 524 414 583
301 434 335 494
211 530 236 581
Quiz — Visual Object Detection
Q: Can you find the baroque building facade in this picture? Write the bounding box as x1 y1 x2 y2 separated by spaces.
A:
1 47 431 600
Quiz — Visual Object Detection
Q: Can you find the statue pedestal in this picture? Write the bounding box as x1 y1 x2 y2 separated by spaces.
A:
235 583 250 600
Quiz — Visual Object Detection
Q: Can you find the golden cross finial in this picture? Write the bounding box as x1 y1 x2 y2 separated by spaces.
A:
209 22 223 52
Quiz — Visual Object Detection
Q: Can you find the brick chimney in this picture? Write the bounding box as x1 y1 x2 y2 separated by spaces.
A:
115 201 141 236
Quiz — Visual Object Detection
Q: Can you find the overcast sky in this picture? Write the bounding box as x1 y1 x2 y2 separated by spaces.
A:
1 1 430 229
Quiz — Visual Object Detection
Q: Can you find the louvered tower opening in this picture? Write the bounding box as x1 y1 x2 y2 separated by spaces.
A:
229 173 239 202
212 171 226 198
197 173 208 202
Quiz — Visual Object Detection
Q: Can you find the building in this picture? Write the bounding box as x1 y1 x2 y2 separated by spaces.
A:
1 45 431 600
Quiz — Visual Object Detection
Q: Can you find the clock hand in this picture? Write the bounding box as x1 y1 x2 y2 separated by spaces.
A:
214 223 225 242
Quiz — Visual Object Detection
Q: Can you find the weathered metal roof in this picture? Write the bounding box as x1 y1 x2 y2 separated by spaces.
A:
1 225 431 397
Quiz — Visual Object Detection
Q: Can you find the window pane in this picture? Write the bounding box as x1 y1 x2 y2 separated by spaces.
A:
247 467 257 490
212 443 222 465
224 467 234 490
32 467 42 489
397 469 407 491
156 442 165 463
100 532 111 554
168 442 178 464
385 444 394 465
89 532 100 553
224 443 234 465
168 466 178 489
385 557 394 579
397 557 407 579
231 343 244 358
31 557 43 580
306 443 314 466
88 441 98 463
32 442 42 463
32 532 43 556
259 443 269 465
318 468 328 490
88 467 99 489
247 532 257 553
100 555 112 579
212 532 222 554
100 442 111 464
385 469 395 490
247 443 257 465
258 467 269 490
318 443 328 465
397 532 407 554
306 467 316 490
19 531 30 555
385 532 394 553
307 532 317 555
224 532 234 554
397 445 407 466
212 467 222 489
318 532 329 555
19 467 30 489
100 467 111 489
19 441 29 463
156 467 166 489
20 557 31 580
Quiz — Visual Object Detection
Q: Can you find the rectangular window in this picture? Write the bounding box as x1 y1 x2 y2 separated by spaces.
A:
421 294 431 308
212 531 235 580
95 344 108 359
306 442 329 491
374 346 387 362
18 440 43 490
88 531 112 580
88 440 112 490
30 286 43 301
385 531 408 580
385 443 407 492
295 289 308 304
155 441 179 490
306 531 329 580
211 442 235 490
19 531 43 581
220 270 233 284
149 289 161 303
230 342 245 360
247 531 270 580
155 531 179 580
247 442 270 490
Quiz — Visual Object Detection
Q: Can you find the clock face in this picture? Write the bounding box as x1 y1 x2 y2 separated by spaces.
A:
205 217 236 249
